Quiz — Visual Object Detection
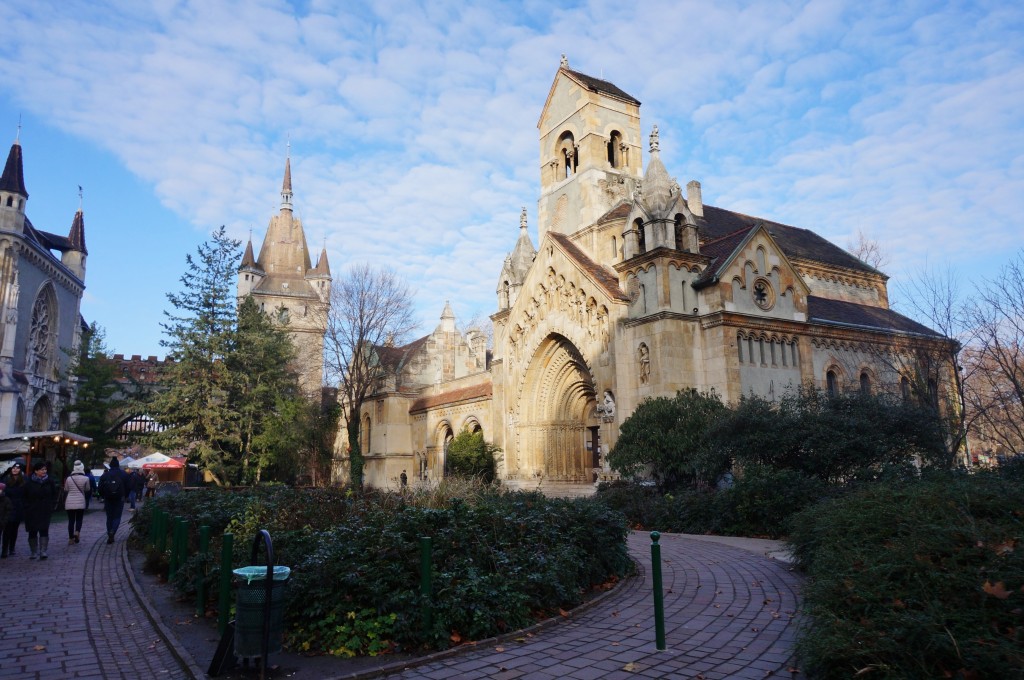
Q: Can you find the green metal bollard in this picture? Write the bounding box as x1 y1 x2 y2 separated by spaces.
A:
218 533 234 636
156 509 167 554
197 525 211 617
651 531 666 650
168 517 181 579
420 536 433 633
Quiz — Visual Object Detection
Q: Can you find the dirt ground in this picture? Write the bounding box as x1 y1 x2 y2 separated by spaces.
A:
127 547 419 679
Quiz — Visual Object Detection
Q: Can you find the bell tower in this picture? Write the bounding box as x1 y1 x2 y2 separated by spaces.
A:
537 56 642 240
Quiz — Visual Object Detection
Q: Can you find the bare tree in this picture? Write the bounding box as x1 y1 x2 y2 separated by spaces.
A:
847 229 889 271
892 263 975 464
963 251 1024 460
321 264 417 486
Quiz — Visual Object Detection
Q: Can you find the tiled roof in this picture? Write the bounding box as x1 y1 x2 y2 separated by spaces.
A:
550 232 629 302
693 227 752 286
595 201 632 225
807 296 942 337
700 205 880 276
409 382 493 413
376 335 428 371
564 68 641 105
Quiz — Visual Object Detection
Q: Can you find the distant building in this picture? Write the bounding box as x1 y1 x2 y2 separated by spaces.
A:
348 58 958 494
237 154 331 393
0 133 88 436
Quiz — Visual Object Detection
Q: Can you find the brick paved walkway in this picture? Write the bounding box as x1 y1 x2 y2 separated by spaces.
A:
0 503 196 680
0 508 804 680
381 532 804 679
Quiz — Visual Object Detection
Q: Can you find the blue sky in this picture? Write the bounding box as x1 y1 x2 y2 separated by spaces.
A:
1 0 1022 357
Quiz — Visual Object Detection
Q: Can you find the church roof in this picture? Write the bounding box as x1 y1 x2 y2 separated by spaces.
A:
808 296 944 337
312 247 331 275
550 232 630 302
699 205 882 276
375 335 429 373
0 140 27 197
563 68 641 106
409 382 493 414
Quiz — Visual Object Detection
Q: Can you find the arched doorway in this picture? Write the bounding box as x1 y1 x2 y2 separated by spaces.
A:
514 334 597 483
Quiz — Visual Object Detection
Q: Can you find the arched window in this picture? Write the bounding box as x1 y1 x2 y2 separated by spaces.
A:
826 370 838 397
611 236 617 258
32 397 52 431
557 131 576 179
928 378 939 408
14 398 25 432
360 413 372 455
636 219 646 254
901 376 911 401
27 284 58 379
860 371 871 395
607 130 624 168
737 333 744 362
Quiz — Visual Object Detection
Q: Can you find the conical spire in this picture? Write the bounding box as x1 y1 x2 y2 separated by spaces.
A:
312 246 331 275
240 239 257 269
640 125 676 217
508 207 536 281
280 151 293 211
0 139 27 198
440 300 456 332
67 209 87 254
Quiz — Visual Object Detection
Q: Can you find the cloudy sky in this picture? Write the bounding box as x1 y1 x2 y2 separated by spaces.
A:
1 0 1021 357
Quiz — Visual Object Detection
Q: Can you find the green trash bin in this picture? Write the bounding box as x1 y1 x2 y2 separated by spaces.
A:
233 565 290 658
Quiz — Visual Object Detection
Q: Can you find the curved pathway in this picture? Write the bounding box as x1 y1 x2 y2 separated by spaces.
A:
381 532 803 679
0 509 803 680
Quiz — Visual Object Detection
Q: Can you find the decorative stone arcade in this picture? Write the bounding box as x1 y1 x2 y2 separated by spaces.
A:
513 334 597 483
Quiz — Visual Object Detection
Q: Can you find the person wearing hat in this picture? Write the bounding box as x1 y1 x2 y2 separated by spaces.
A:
24 460 58 559
1 459 27 558
64 461 91 545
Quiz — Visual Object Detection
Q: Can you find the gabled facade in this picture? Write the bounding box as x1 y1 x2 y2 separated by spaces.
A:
0 135 88 436
237 154 331 393
351 59 957 493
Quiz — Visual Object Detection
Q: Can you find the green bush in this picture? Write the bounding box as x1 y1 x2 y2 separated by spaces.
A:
136 483 632 655
787 471 1024 678
445 430 500 482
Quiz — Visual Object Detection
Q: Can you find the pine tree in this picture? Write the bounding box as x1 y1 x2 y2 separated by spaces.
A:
229 296 303 483
68 322 122 464
151 227 241 485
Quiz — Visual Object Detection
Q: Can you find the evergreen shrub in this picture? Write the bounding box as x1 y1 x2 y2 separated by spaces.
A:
787 471 1024 678
134 482 631 656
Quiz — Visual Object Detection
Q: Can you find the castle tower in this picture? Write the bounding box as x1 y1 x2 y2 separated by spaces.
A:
536 56 642 242
62 205 88 281
237 152 331 393
0 136 28 235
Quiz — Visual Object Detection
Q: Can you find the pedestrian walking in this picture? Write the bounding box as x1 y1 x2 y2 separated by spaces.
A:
127 468 142 510
24 460 58 559
1 459 26 558
145 471 159 498
64 460 91 545
98 457 129 544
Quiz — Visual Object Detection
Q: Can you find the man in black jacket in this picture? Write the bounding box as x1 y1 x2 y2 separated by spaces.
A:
98 457 129 544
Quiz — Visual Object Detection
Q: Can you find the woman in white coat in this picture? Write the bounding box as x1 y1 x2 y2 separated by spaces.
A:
64 460 91 545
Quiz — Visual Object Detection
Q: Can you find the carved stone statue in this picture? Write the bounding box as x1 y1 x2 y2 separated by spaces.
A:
638 343 651 385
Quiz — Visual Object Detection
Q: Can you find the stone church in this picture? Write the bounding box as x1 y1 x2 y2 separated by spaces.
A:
237 154 331 393
0 134 88 437
346 59 955 494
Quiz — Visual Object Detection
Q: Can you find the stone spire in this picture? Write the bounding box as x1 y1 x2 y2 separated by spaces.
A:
639 125 676 218
508 207 536 280
67 209 87 254
0 138 27 198
440 300 456 332
280 152 293 212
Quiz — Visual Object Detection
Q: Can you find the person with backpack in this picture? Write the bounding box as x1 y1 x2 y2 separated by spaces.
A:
98 457 129 544
64 460 92 545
